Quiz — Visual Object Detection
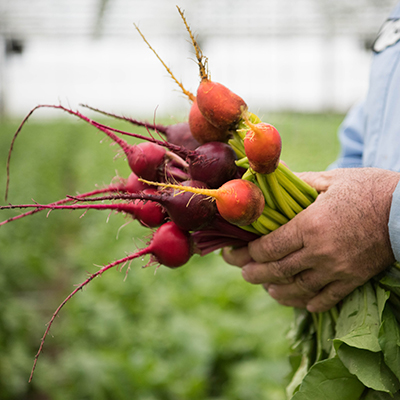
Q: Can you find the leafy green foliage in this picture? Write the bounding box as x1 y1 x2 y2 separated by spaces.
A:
291 357 365 400
0 112 342 399
288 272 400 399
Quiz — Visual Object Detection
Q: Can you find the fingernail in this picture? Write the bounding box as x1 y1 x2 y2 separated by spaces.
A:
268 285 276 296
306 304 317 313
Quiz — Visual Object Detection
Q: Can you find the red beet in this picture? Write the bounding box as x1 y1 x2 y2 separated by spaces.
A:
188 142 238 189
164 122 201 150
57 182 217 231
124 172 151 193
18 105 167 182
145 179 265 226
29 221 192 382
127 142 166 181
92 119 237 188
62 110 237 189
134 181 216 231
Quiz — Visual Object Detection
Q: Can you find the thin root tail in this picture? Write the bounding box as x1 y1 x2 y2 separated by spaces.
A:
28 250 147 383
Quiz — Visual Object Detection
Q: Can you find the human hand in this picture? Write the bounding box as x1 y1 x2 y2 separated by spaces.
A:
223 168 400 312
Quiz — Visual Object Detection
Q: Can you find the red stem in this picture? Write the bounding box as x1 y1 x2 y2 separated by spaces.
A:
194 237 249 256
0 187 121 226
6 104 131 201
80 104 169 134
0 202 141 214
29 248 151 383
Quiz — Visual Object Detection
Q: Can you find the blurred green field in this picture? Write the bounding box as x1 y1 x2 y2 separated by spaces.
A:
0 111 343 400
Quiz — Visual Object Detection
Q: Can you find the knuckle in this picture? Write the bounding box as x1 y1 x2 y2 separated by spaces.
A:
270 261 295 283
305 212 326 236
248 238 274 263
295 271 320 294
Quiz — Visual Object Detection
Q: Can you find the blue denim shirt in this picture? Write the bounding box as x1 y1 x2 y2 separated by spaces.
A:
331 2 400 261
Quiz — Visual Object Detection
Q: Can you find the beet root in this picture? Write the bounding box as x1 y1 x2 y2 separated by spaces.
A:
244 120 282 174
188 100 230 144
141 178 265 227
188 142 238 189
28 221 192 382
196 80 248 129
164 122 200 150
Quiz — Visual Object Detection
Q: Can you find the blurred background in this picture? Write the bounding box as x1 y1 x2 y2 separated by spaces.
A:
0 0 397 399
0 0 396 118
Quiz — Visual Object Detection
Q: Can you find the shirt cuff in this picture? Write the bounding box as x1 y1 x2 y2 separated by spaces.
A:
388 180 400 262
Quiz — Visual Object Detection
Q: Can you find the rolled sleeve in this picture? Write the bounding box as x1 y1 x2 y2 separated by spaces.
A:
389 181 400 262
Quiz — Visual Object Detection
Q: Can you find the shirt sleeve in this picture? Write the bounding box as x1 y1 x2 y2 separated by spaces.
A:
389 181 400 262
328 100 365 170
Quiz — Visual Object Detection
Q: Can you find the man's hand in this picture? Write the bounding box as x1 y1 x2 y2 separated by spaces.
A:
223 168 400 312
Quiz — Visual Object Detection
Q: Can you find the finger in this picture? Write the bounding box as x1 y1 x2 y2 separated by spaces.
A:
306 280 356 313
242 248 310 285
248 219 303 263
268 273 323 300
263 283 310 308
268 284 314 302
221 246 252 267
242 261 295 285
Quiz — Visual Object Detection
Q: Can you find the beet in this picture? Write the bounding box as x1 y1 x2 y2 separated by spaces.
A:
139 181 216 231
163 122 200 150
244 120 282 174
28 221 192 382
146 179 265 226
188 142 238 189
196 80 247 129
188 99 230 144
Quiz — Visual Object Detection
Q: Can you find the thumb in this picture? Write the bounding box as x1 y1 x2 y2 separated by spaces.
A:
296 170 334 193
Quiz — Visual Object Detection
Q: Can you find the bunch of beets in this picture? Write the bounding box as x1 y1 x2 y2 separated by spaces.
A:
1 8 319 385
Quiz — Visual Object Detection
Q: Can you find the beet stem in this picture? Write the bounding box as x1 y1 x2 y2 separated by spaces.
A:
28 249 150 383
80 104 169 134
139 180 215 199
6 104 45 201
134 23 195 102
176 6 208 81
0 187 120 226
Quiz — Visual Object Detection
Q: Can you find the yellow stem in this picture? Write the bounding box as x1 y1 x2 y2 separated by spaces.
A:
139 179 217 199
134 23 195 102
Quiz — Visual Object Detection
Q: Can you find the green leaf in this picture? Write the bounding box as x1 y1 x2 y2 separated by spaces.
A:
290 357 365 400
378 303 400 378
378 265 400 289
337 344 400 393
376 286 390 319
286 322 316 398
287 308 314 346
286 352 313 398
361 388 400 399
319 311 336 359
334 283 381 353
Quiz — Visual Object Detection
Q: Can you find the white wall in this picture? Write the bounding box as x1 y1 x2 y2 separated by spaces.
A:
3 33 372 119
